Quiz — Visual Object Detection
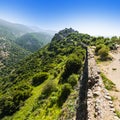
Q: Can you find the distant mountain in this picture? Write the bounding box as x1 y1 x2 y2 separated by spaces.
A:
30 26 56 35
0 37 31 76
0 19 54 77
15 32 53 52
0 19 33 39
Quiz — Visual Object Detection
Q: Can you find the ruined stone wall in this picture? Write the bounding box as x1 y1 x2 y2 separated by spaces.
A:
76 47 88 120
76 48 119 120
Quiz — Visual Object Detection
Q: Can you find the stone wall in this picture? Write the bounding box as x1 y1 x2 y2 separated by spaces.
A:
76 47 88 120
76 48 119 120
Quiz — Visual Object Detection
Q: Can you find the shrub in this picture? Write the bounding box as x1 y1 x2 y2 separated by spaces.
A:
57 84 72 107
100 73 116 90
49 95 58 107
32 72 49 86
65 55 82 74
98 46 109 60
40 81 57 99
60 54 82 83
0 84 32 119
95 44 104 55
67 74 78 87
115 110 120 118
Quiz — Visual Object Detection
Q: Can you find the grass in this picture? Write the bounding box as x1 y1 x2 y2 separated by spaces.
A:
2 55 81 120
2 60 66 120
100 73 116 91
115 110 120 118
58 88 78 120
111 96 117 101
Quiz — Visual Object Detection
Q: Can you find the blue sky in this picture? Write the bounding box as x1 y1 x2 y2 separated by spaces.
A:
0 0 120 36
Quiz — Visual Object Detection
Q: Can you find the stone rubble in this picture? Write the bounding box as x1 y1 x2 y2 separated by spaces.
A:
87 48 120 120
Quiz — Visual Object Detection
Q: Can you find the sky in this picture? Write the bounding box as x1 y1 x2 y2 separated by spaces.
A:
0 0 120 36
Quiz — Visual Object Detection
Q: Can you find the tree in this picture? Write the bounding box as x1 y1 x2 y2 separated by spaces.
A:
60 54 82 83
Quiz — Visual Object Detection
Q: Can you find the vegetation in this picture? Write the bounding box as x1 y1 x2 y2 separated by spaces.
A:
0 38 31 76
95 44 109 60
32 72 49 86
100 73 116 90
15 32 52 52
0 28 86 120
67 74 78 88
60 54 82 83
115 110 120 118
57 84 72 107
1 27 120 119
0 19 33 38
40 81 57 99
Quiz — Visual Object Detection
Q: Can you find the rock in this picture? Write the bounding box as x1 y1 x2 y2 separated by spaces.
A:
97 69 101 74
93 91 100 96
104 95 111 100
110 108 115 112
110 104 114 108
95 74 99 79
109 101 113 104
114 116 120 120
88 90 93 98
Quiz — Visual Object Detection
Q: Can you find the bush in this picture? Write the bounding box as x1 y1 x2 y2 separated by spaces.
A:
98 46 109 60
40 81 57 99
115 110 120 118
32 72 49 86
60 54 82 83
100 73 116 90
95 44 104 55
0 84 32 119
67 74 78 87
57 84 72 107
65 55 82 74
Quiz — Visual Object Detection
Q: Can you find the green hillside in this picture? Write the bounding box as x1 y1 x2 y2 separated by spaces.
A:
0 28 86 120
0 19 33 38
0 19 53 76
15 32 52 52
1 28 120 120
0 37 31 76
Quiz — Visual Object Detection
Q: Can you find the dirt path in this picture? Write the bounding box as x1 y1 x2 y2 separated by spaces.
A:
98 48 120 112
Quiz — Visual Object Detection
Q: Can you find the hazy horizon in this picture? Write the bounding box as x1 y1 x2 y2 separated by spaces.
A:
0 0 120 36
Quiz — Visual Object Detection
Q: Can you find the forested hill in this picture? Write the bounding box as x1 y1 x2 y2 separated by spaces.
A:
0 19 33 39
0 19 53 77
0 28 87 120
0 37 31 76
0 28 120 120
15 32 52 52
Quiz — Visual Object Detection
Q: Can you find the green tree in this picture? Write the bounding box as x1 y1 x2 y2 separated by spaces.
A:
60 54 82 83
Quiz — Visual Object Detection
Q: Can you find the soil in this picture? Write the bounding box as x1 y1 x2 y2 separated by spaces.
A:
98 47 120 112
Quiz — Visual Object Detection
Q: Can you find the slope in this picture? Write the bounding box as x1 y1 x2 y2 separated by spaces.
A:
0 37 31 77
0 28 87 120
0 19 33 38
15 32 52 52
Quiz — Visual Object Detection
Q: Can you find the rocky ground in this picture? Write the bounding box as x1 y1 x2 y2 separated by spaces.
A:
87 48 119 120
98 47 120 118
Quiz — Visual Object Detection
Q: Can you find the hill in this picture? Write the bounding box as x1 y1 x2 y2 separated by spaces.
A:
0 28 87 120
1 28 119 119
0 19 53 76
0 37 31 76
0 19 33 39
15 32 52 52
